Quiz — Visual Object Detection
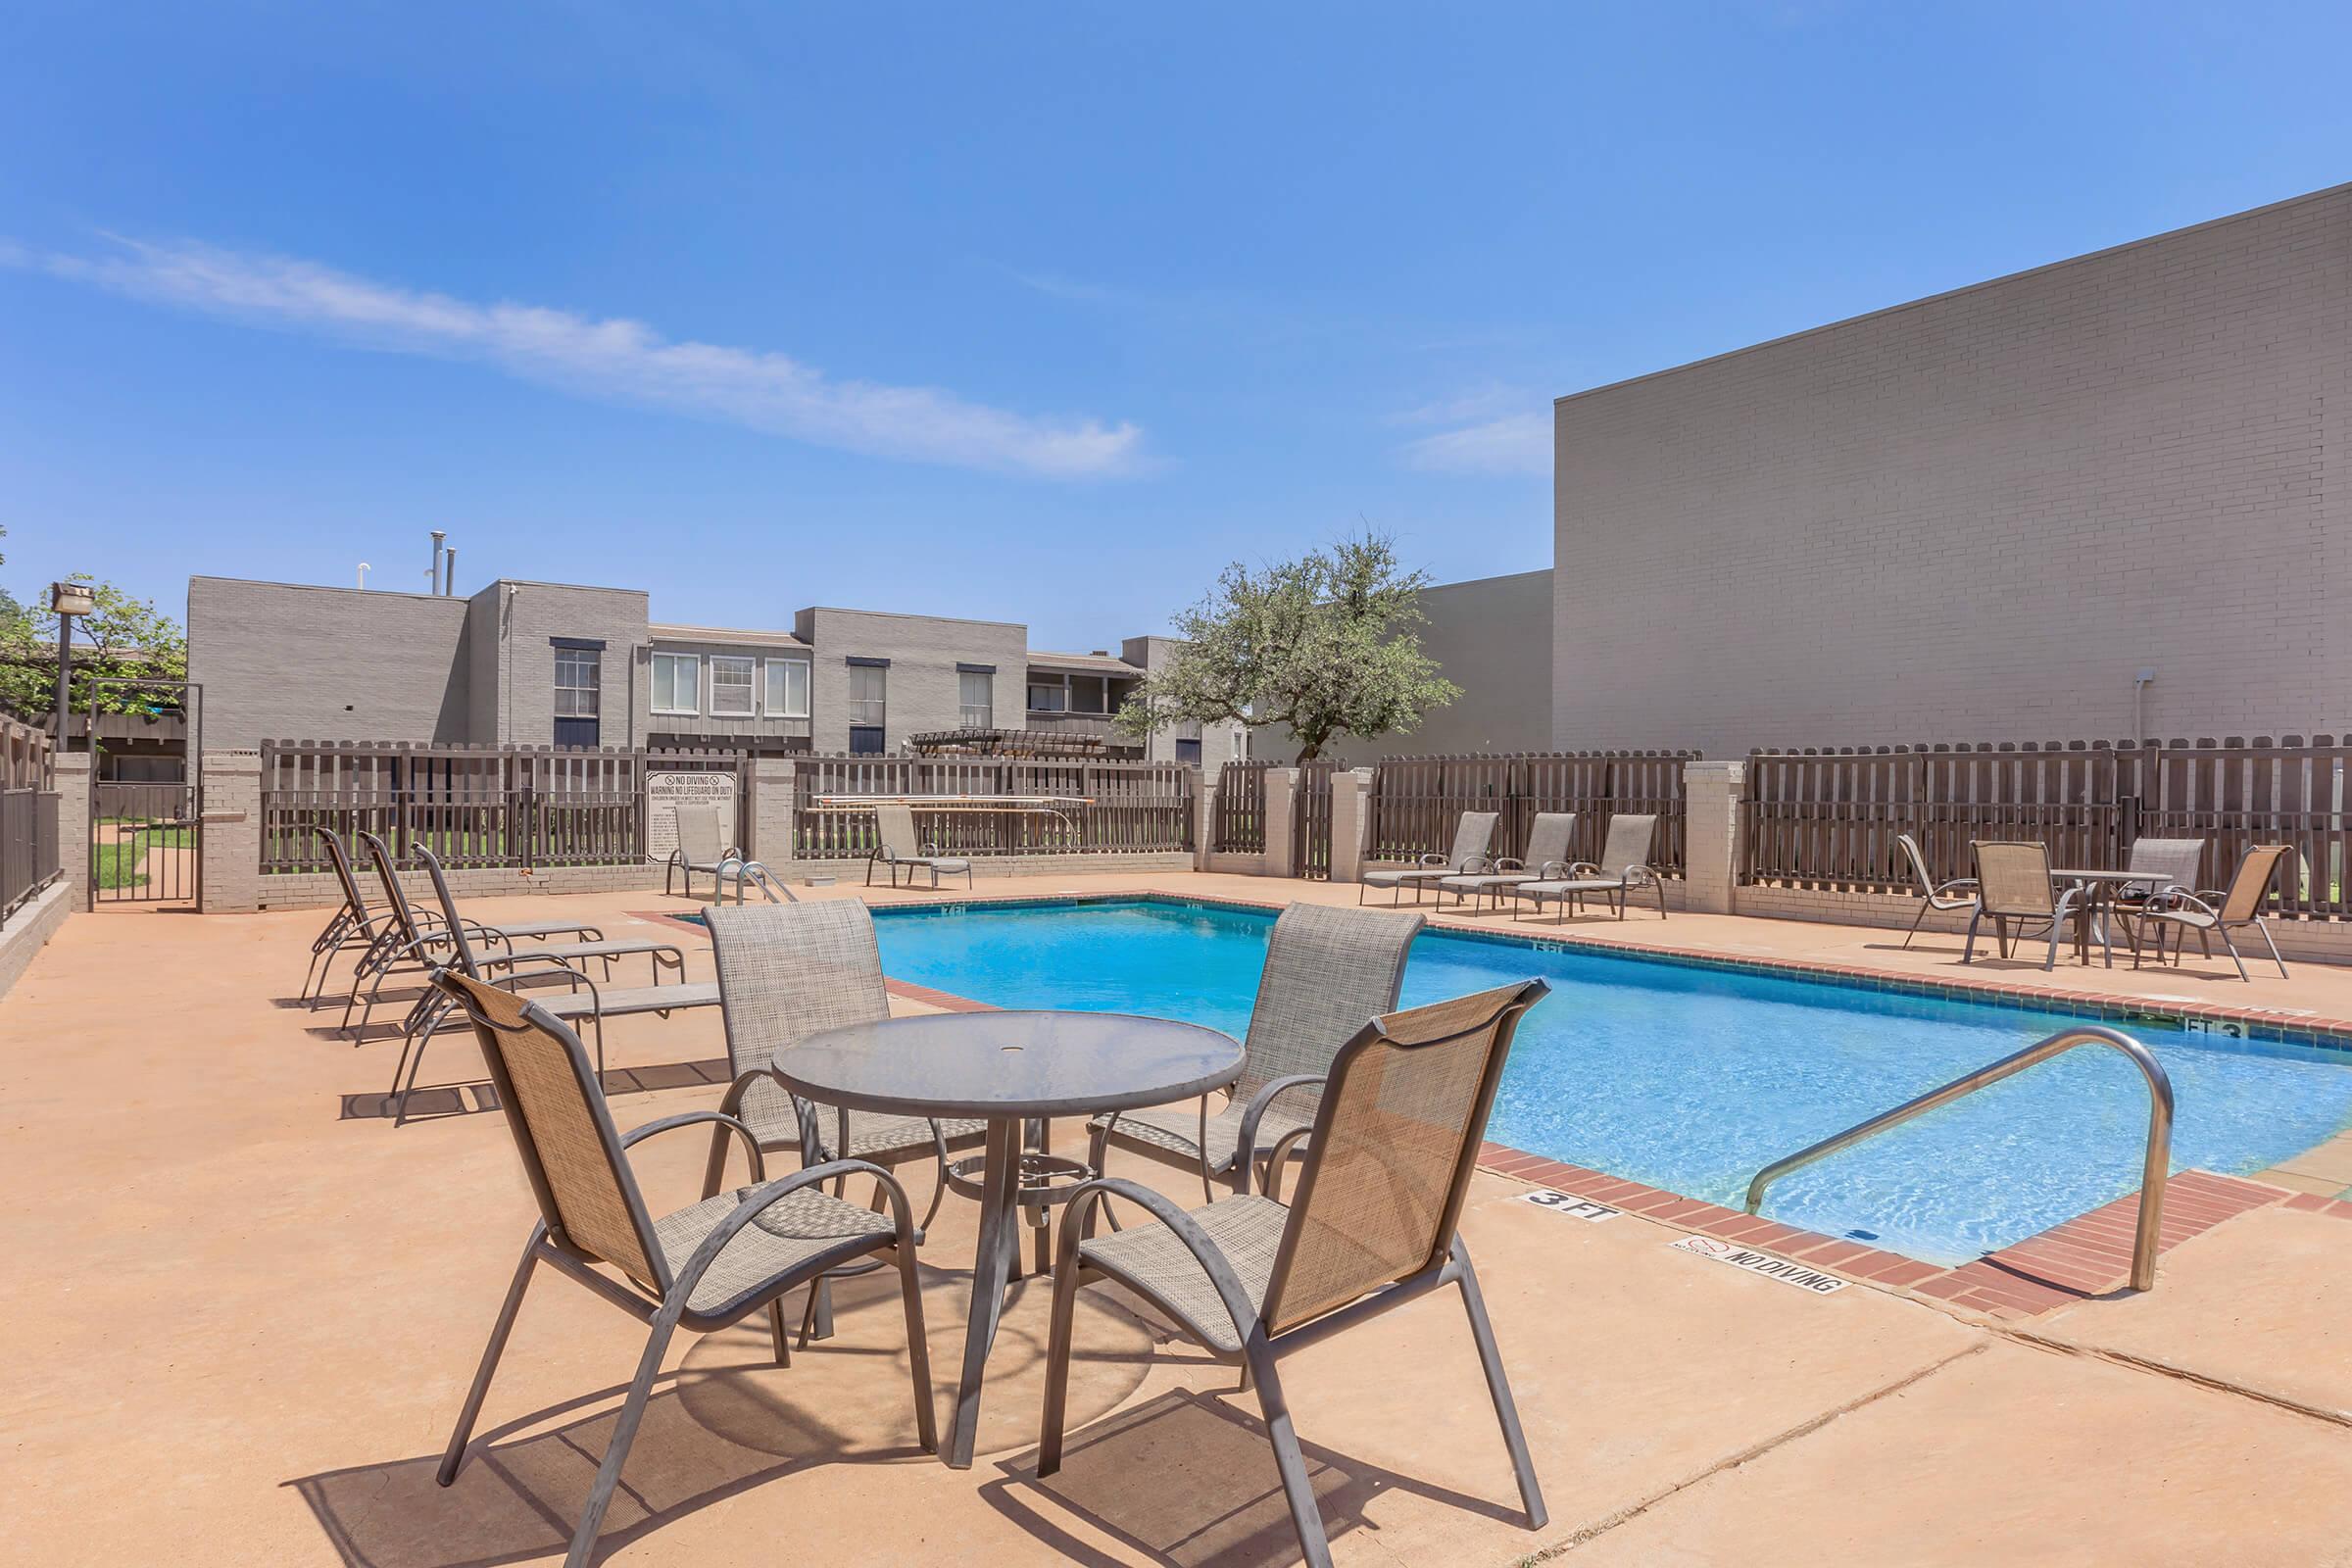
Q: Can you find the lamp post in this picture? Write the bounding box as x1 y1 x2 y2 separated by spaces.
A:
49 579 97 751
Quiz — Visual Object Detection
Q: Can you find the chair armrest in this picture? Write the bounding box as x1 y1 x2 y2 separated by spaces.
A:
491 964 598 1010
1565 860 1600 878
920 841 943 857
626 1109 766 1185
1536 859 1574 879
1234 1074 1324 1179
1057 1176 1264 1349
1417 853 1450 867
665 1158 916 1308
1934 876 1979 896
1491 857 1526 873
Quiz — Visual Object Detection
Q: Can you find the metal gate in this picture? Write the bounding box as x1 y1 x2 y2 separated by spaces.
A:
87 678 201 907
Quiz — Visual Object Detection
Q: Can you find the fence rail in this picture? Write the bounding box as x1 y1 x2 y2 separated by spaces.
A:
0 713 59 921
260 740 745 873
792 755 1194 859
1213 760 1268 854
1367 751 1695 876
1743 736 2351 919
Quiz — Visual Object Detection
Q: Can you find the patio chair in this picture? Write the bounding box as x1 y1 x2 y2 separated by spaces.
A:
2130 843 2292 981
1041 979 1552 1568
385 843 720 1123
428 969 935 1568
1894 832 1978 950
1513 812 1667 921
2105 837 2208 955
1437 811 1578 913
703 900 988 1237
663 804 740 900
1087 902 1423 1206
1961 841 2086 970
1359 810 1498 906
865 801 974 890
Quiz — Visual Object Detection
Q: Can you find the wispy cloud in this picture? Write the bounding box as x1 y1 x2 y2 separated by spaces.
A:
1392 386 1549 476
6 236 1147 478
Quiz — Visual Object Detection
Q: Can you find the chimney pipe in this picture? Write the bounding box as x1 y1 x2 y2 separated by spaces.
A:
430 529 447 596
442 546 457 595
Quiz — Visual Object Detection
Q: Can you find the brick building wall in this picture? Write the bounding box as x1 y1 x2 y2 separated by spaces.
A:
189 578 473 748
1551 183 2352 757
794 607 1028 754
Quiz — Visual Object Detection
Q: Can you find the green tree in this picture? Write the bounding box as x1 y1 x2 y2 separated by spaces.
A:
1114 532 1460 764
0 571 189 721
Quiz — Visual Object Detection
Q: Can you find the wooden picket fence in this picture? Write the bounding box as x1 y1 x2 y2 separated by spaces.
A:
792 755 1194 859
1366 751 1695 875
1743 736 2352 919
1213 760 1268 854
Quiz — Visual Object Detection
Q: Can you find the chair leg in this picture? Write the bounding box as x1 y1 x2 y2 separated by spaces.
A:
767 1299 791 1367
1036 1258 1084 1476
1962 906 1984 963
2251 919 2289 980
894 1243 939 1452
438 1234 542 1486
1453 1243 1547 1529
1246 1342 1334 1568
1085 1122 1123 1233
564 1312 679 1568
1903 900 1932 950
2217 928 2251 983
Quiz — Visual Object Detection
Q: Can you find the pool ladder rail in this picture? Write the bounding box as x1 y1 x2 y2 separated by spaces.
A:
713 858 798 906
1743 1026 2176 1292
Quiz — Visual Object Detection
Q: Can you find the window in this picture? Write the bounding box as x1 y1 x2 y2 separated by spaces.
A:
765 657 810 719
651 652 700 714
1175 737 1201 764
849 725 886 756
1027 681 1066 713
553 648 600 718
709 655 757 717
1069 675 1108 715
848 662 887 727
958 670 993 729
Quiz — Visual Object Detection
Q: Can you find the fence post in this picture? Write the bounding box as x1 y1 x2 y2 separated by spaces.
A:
199 749 265 912
1328 768 1374 884
752 756 797 867
1264 767 1298 879
1193 772 1217 871
1682 759 1746 914
54 750 91 913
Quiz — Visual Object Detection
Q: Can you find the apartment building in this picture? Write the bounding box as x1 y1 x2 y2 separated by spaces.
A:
186 573 1246 769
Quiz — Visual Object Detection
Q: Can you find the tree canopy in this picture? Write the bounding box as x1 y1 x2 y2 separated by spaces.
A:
0 553 189 723
1113 532 1459 764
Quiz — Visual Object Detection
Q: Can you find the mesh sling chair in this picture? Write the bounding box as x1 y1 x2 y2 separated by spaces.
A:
301 827 398 1006
2104 837 2208 956
2130 843 2293 981
1041 979 1552 1568
1514 812 1667 921
1358 810 1497 906
702 901 989 1236
1087 902 1424 1207
1894 832 1979 950
663 803 740 900
865 801 976 890
1437 810 1578 913
428 970 935 1568
1962 840 2088 970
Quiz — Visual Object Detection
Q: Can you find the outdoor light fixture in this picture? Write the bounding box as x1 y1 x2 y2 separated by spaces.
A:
49 579 96 748
49 580 96 617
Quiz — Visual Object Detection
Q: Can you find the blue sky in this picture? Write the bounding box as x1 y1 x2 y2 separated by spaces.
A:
4 2 2347 649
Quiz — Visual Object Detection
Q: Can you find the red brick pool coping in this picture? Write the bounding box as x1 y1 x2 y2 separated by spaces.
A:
631 894 2352 1320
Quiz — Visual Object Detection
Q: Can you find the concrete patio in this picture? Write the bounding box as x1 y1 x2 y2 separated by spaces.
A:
5 872 2349 1566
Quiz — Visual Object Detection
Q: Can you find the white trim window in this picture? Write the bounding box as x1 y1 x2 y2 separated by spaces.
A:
651 652 701 715
709 655 757 717
848 663 887 727
765 657 811 719
553 647 601 718
958 670 993 729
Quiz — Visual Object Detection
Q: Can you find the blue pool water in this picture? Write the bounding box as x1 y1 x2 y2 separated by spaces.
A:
863 898 2352 1265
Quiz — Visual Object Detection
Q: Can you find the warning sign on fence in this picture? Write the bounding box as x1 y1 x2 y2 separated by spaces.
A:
644 772 740 864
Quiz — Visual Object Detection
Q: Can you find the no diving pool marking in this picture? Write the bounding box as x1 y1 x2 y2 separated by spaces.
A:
1669 1235 1849 1294
1520 1190 1621 1222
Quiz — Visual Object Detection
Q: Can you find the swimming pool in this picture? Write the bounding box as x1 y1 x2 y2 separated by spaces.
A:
860 897 2352 1265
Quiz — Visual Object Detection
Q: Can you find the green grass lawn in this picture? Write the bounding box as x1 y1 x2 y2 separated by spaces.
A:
94 842 148 889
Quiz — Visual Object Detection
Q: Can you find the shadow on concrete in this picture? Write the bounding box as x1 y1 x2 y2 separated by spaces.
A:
338 1058 734 1121
982 1389 1530 1567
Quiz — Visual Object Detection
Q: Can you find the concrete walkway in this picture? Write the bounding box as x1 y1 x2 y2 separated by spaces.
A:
3 876 2347 1565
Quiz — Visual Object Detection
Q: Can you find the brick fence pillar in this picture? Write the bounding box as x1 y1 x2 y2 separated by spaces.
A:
1682 759 1746 914
1192 768 1216 871
1263 767 1298 880
53 751 91 912
751 756 797 866
199 749 264 913
1328 768 1374 884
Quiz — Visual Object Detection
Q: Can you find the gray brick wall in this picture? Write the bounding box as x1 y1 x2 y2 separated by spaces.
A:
189 577 473 748
1315 569 1553 764
484 581 651 747
794 608 1027 753
1551 183 2352 756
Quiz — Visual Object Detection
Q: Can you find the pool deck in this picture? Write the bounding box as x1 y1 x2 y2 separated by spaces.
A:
6 873 2351 1565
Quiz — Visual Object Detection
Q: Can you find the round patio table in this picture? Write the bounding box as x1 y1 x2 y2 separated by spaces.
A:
2052 869 2174 966
773 1009 1243 1469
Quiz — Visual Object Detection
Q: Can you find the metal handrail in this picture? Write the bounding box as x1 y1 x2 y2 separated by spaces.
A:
1743 1026 2176 1291
714 858 797 905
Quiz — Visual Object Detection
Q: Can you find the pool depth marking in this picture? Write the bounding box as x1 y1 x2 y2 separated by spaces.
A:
1520 1190 1621 1222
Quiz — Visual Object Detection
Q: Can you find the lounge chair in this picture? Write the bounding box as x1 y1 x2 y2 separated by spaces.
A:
385 842 720 1122
1438 811 1577 913
663 804 741 901
1894 832 1978 949
703 901 989 1240
865 801 974 890
428 969 934 1568
2131 843 2292 981
1359 810 1498 906
1962 840 2088 970
1041 979 1552 1568
1087 902 1423 1205
1513 813 1667 921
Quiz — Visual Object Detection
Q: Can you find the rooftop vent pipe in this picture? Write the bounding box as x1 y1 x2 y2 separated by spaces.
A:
443 546 457 595
429 530 447 596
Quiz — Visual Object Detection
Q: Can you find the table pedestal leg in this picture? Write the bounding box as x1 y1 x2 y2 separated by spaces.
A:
947 1116 1022 1469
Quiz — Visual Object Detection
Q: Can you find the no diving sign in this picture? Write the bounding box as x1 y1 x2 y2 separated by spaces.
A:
1668 1234 1847 1294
